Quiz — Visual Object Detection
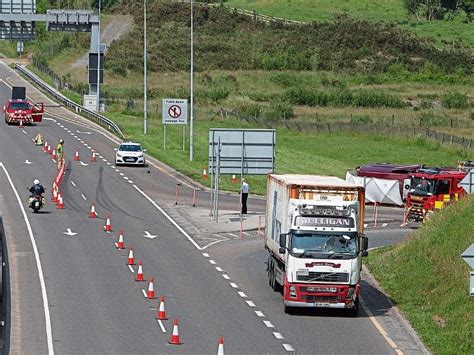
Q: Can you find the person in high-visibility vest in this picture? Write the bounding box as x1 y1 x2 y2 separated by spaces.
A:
56 138 64 168
34 133 44 146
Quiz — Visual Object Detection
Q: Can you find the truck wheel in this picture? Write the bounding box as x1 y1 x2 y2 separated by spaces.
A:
347 298 360 317
268 259 275 289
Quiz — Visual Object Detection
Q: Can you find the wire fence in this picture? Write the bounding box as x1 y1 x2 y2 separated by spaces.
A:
216 108 474 150
176 1 306 25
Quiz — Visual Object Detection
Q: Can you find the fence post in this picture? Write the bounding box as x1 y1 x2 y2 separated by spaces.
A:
450 135 454 145
392 114 395 126
327 123 331 133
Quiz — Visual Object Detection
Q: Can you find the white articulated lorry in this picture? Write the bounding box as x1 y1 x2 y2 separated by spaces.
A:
264 174 368 316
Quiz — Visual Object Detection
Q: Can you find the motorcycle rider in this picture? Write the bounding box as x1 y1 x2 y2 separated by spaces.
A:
29 179 45 208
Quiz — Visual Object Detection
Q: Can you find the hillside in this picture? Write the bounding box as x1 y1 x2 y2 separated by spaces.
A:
365 196 474 354
106 1 473 75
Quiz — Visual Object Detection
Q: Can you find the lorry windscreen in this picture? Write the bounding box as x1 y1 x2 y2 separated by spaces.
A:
410 178 435 196
290 232 357 259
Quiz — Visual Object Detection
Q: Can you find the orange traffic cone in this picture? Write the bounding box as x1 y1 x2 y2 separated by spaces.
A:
156 296 168 320
135 261 145 282
116 230 125 250
217 337 224 355
52 187 58 203
89 203 97 218
47 144 52 155
52 149 57 160
74 148 80 161
90 150 97 162
168 320 182 345
231 174 237 183
127 247 135 265
18 119 24 128
202 169 208 180
104 214 112 232
147 277 156 299
57 194 64 209
43 141 48 153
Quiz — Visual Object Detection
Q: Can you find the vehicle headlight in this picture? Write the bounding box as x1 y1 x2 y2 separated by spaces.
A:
116 153 122 158
138 153 144 158
289 286 297 298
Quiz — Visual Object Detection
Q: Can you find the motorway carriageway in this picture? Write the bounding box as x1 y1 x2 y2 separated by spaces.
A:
0 64 419 354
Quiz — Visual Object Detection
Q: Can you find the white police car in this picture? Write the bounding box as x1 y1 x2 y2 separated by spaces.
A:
115 142 146 166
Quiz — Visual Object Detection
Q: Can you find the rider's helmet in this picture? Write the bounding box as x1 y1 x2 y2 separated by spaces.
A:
34 179 40 185
59 139 64 144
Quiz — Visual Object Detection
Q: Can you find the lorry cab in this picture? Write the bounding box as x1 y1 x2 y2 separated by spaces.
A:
406 168 467 221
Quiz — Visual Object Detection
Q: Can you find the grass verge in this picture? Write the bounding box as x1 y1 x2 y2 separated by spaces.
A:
365 196 474 354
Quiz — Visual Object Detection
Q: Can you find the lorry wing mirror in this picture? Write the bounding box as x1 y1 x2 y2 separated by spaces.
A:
279 233 287 248
279 247 286 254
361 235 369 257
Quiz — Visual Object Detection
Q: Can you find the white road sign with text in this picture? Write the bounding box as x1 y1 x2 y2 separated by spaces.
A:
162 98 188 125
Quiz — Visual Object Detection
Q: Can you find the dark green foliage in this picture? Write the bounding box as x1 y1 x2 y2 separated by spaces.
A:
106 2 474 75
442 91 470 109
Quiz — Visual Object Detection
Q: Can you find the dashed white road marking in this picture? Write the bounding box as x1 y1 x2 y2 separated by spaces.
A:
382 223 388 227
283 344 295 352
106 162 111 165
70 181 76 187
128 180 134 184
255 311 264 317
237 291 247 298
81 194 86 201
227 233 239 238
141 289 147 298
128 265 135 273
246 301 256 307
230 283 238 288
102 158 107 162
202 253 210 258
119 172 124 176
98 155 103 158
123 176 128 180
157 320 167 333
22 129 27 135
115 169 120 172
263 320 274 328
215 266 223 272
273 332 284 340
111 165 116 168
222 274 230 280
209 259 216 265
242 231 251 237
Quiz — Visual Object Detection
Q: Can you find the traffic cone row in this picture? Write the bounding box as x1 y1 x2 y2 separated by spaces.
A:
135 261 145 282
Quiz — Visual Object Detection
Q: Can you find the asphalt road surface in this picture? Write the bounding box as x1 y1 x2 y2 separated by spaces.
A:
0 63 424 354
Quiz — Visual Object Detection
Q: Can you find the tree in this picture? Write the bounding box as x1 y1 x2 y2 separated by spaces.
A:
460 0 474 20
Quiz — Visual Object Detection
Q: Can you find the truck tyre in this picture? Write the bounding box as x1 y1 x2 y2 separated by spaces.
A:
347 298 360 317
284 305 295 315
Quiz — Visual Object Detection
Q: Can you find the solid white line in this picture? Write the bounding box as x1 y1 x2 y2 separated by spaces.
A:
70 181 76 187
246 301 256 307
263 320 274 328
80 194 86 201
0 163 54 354
283 344 295 352
141 289 147 298
273 332 284 339
215 266 223 272
128 265 135 273
202 253 210 257
132 185 203 250
227 233 239 238
201 238 227 250
157 319 167 333
237 291 247 298
230 282 238 288
255 311 264 317
209 259 216 265
222 274 230 280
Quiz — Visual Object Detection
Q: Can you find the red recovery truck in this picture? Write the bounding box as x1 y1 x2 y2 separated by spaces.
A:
3 86 44 125
405 167 468 222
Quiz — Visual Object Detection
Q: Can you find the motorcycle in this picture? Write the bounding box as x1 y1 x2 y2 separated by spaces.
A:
28 193 45 213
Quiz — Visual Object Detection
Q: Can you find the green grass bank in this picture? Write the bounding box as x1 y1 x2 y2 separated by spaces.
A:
365 196 474 354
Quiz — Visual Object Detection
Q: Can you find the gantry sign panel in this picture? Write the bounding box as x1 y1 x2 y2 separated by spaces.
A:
0 0 36 40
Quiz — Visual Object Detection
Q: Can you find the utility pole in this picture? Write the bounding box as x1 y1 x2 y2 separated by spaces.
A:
189 0 194 161
96 0 101 112
144 0 148 135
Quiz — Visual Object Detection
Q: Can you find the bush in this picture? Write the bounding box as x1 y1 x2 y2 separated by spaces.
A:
263 100 295 120
351 89 405 108
442 91 469 109
206 87 230 102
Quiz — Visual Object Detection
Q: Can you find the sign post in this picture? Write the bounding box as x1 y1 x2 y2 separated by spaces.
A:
162 98 188 151
461 243 474 296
